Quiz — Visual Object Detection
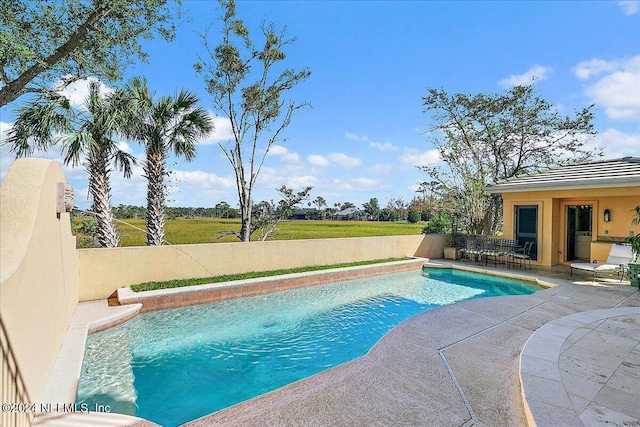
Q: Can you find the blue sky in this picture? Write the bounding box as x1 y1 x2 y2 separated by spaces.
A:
1 0 639 210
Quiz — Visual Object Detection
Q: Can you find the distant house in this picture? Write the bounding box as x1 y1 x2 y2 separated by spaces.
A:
333 207 361 221
485 157 640 267
292 208 317 220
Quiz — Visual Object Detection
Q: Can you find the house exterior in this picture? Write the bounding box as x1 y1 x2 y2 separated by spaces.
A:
333 207 361 220
484 157 640 267
292 208 317 220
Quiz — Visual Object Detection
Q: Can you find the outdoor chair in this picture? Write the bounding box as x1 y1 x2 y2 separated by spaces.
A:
509 241 533 270
570 244 634 282
481 238 505 266
463 240 483 263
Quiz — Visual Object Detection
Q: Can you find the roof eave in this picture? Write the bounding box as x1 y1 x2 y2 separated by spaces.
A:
485 179 640 194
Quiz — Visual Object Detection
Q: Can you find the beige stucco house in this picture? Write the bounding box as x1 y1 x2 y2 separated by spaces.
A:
485 157 640 267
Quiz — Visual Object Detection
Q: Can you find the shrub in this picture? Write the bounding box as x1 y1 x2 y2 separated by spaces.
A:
421 213 450 234
407 209 420 224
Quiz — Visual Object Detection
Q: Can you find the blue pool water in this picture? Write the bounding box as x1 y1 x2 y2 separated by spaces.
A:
77 267 542 426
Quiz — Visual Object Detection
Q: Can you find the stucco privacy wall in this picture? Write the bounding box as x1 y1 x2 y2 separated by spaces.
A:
78 234 446 301
0 159 79 405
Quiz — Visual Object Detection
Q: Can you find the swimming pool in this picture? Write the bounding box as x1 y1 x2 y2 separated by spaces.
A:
77 267 542 427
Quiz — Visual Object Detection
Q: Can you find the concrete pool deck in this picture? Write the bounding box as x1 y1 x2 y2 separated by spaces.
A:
37 261 639 426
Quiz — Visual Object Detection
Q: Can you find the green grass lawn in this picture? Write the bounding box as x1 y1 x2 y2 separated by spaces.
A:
114 218 423 247
130 257 409 292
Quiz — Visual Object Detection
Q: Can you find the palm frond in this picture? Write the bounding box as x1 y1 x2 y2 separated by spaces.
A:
112 149 138 179
4 92 73 157
61 131 92 167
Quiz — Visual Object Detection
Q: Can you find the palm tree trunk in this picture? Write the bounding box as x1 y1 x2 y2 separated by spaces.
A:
87 154 119 248
145 149 166 246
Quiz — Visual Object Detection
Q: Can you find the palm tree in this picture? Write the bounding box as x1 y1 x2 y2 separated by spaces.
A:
124 77 212 246
5 81 135 248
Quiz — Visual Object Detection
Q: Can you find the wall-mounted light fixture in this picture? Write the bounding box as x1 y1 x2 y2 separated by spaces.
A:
603 209 611 222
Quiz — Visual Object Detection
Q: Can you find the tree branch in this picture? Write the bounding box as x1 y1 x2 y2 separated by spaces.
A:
0 2 113 107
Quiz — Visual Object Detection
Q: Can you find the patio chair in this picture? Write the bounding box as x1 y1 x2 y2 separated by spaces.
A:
509 241 533 270
463 239 483 263
482 238 505 266
570 244 634 282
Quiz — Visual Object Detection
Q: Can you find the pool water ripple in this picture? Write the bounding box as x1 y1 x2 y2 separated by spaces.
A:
77 268 541 427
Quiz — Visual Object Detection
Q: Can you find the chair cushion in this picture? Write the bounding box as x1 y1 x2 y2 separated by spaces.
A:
605 244 634 265
570 262 622 272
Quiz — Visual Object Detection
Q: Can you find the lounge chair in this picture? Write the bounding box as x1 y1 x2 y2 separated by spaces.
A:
570 244 634 282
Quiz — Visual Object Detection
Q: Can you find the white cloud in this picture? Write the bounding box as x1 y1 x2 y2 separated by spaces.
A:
352 177 381 188
345 133 368 141
282 152 301 163
106 168 146 207
199 115 234 144
57 77 113 108
267 145 289 156
172 170 235 188
256 160 317 191
573 59 619 80
307 154 330 167
618 1 640 15
264 144 301 164
590 128 640 158
499 65 552 87
283 175 319 189
0 122 14 180
116 141 134 155
327 152 362 167
368 164 394 175
329 177 389 193
399 148 440 168
369 141 398 152
576 56 640 120
345 132 398 152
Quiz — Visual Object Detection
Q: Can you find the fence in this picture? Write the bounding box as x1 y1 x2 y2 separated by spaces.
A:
1 317 33 427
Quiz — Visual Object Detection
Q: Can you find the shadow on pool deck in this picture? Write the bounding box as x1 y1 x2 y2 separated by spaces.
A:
184 261 640 427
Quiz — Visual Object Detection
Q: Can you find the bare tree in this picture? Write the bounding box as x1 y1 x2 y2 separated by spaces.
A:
218 185 312 241
195 0 311 241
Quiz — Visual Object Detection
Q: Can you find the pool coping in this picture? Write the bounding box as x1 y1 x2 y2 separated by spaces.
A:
423 261 561 290
117 257 428 312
